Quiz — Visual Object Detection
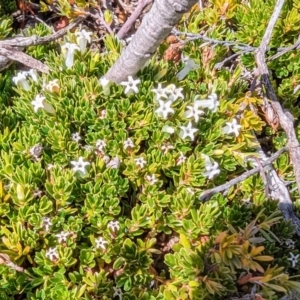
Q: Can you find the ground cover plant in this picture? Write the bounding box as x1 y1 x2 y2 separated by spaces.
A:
1 0 300 299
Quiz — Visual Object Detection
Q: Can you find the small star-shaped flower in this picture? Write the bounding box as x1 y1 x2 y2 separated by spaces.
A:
31 94 55 114
113 287 123 299
72 132 81 143
120 76 141 95
46 247 59 261
134 157 147 168
165 84 184 102
42 217 52 232
179 121 198 141
13 71 30 90
287 252 299 268
96 139 106 152
176 152 187 165
151 83 168 100
145 174 158 185
155 100 174 119
183 102 204 123
202 155 220 179
31 94 46 113
123 138 134 150
95 237 108 250
108 221 120 231
55 231 70 243
222 118 242 137
71 157 90 175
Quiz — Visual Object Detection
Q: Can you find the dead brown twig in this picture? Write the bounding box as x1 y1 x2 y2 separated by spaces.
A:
117 0 153 40
254 0 300 196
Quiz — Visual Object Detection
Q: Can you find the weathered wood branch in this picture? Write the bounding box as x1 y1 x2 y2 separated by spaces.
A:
104 0 198 83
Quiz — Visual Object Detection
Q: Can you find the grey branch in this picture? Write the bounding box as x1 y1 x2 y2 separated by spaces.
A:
254 0 300 197
117 0 153 40
104 0 199 83
199 147 287 201
0 17 85 71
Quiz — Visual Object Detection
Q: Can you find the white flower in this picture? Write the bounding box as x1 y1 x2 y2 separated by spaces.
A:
285 239 295 249
12 71 30 90
106 157 121 169
61 43 80 68
288 252 299 268
113 287 123 300
99 77 111 96
146 174 158 185
55 231 70 243
99 110 107 119
151 83 168 100
176 152 187 165
72 132 81 143
177 57 199 80
84 145 93 152
44 79 60 93
123 138 134 150
95 237 108 250
162 125 175 134
27 69 38 82
47 164 55 170
29 143 43 161
179 121 198 141
155 100 174 119
222 118 242 137
161 143 174 153
120 76 141 95
183 102 204 123
165 84 184 102
71 157 90 175
287 252 299 268
46 247 59 261
75 29 92 54
96 139 106 152
31 94 55 114
134 157 147 168
202 155 220 179
108 221 120 231
195 93 219 112
42 217 52 232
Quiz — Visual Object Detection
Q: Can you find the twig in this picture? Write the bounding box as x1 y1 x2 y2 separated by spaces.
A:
86 11 114 35
254 0 300 196
26 15 55 33
199 147 287 201
0 45 49 73
117 0 153 40
0 17 85 48
171 29 257 52
268 34 300 60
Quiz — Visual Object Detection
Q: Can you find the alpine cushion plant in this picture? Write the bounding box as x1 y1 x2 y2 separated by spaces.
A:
1 2 300 299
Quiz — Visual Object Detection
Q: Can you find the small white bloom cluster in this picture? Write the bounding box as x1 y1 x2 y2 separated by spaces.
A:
12 69 38 91
61 29 92 68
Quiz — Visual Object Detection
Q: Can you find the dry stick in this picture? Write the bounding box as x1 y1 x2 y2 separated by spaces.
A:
0 45 49 73
199 147 287 202
254 0 300 196
117 0 153 40
253 0 300 235
0 17 85 72
0 16 85 48
269 34 300 60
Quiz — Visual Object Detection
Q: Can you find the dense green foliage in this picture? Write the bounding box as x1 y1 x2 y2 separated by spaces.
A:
1 0 300 299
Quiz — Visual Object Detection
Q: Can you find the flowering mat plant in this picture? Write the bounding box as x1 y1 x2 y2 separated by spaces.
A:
1 0 300 299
